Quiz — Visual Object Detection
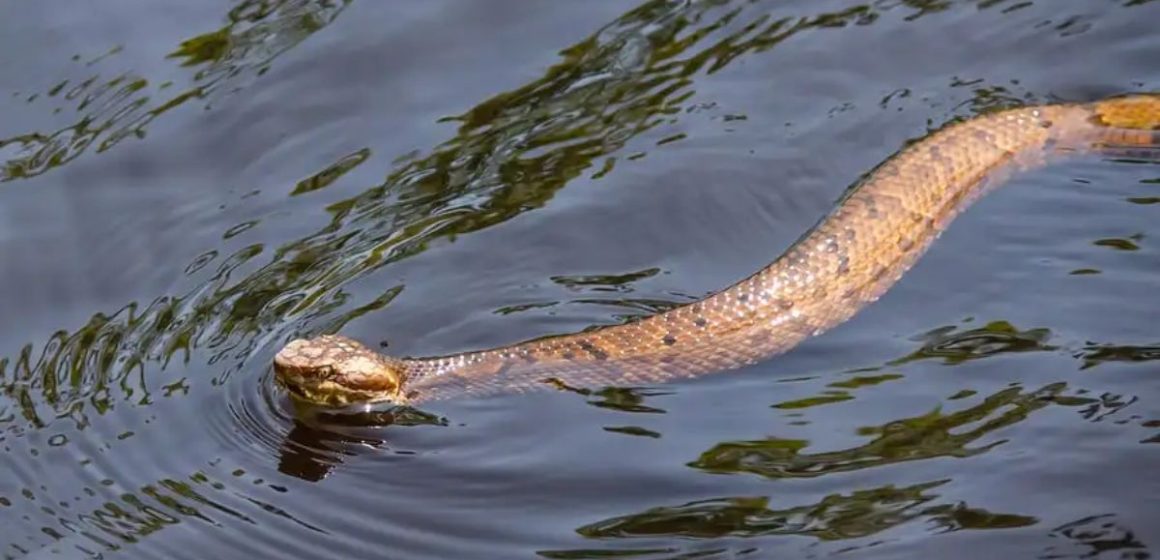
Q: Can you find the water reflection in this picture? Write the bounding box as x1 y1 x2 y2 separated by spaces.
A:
889 320 1056 366
6 465 324 558
551 346 1152 558
277 404 444 482
1 0 349 183
571 480 1034 539
693 383 1065 479
496 266 695 328
1075 343 1160 370
542 480 1036 558
1042 514 1151 559
1 0 1157 556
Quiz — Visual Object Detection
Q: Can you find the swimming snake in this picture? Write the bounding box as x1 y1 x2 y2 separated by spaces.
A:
273 94 1160 407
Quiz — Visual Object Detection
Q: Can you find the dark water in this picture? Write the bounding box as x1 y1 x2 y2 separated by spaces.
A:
1 0 1158 558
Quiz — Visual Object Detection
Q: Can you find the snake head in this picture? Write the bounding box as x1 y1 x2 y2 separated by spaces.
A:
273 334 408 407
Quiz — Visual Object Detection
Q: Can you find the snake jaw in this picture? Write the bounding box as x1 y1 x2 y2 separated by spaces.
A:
273 334 408 407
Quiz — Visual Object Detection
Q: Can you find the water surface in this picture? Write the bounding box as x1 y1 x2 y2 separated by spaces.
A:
1 1 1158 558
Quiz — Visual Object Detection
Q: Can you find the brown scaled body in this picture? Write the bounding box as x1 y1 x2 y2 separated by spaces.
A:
274 94 1160 407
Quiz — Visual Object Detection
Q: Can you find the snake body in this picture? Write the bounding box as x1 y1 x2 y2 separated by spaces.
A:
274 94 1160 407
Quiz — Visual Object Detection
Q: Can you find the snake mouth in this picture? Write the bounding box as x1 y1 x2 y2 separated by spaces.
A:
274 369 404 407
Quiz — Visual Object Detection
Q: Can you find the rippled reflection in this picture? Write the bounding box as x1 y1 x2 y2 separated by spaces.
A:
496 267 695 328
889 320 1056 366
1042 514 1151 559
1075 342 1160 370
1 0 349 183
2 0 1158 557
277 404 445 482
551 345 1152 558
4 465 327 558
695 382 1065 478
542 482 1039 558
557 480 1034 545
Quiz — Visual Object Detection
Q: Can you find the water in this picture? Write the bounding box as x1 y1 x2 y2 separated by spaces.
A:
1 1 1158 558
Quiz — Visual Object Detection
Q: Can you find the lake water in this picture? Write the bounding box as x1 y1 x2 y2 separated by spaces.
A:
1 1 1158 558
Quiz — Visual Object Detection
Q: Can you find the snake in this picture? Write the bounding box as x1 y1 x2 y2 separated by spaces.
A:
273 94 1160 407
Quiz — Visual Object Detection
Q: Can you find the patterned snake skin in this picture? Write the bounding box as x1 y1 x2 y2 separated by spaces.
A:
274 94 1160 407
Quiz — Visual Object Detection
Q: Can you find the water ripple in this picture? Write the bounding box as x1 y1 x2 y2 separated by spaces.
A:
1 0 350 183
1 0 1158 558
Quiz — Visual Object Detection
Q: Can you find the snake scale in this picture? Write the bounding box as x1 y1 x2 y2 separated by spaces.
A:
274 94 1160 407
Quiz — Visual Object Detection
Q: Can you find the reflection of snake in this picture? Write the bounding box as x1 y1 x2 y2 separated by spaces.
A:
274 94 1160 407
